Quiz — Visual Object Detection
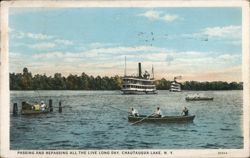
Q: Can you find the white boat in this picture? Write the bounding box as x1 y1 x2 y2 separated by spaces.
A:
170 76 182 92
121 62 157 94
185 94 213 101
170 81 181 92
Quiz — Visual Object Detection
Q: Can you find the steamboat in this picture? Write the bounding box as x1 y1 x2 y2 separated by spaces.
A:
121 61 157 94
170 76 182 92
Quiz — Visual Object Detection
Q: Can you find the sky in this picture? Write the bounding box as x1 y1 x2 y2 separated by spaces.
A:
9 7 242 82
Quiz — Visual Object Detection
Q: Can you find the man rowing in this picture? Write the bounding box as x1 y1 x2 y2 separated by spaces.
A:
181 107 189 116
153 107 162 118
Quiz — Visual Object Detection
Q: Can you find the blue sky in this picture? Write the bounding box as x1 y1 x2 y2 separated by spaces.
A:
9 7 242 81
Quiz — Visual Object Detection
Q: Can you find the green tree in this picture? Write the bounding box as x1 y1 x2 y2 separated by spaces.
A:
9 67 243 91
52 73 66 90
20 67 33 90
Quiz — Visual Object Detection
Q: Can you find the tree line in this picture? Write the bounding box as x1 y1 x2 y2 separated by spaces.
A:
9 68 243 90
156 78 243 91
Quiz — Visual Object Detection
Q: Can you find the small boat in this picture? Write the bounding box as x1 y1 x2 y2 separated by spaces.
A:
21 109 50 115
185 96 214 101
128 115 195 123
169 76 182 92
169 81 181 92
21 102 51 115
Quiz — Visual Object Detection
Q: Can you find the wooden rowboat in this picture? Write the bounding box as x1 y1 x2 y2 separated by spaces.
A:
21 102 50 115
21 109 50 115
185 97 213 101
128 115 195 123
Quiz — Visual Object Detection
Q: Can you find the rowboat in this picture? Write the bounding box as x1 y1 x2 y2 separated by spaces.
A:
21 102 50 115
21 109 50 115
185 97 213 101
128 115 195 123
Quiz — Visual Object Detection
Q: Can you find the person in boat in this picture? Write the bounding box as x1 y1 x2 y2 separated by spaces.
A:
195 93 200 99
33 102 41 111
153 107 162 118
181 107 189 116
130 107 139 117
40 101 46 112
32 102 39 110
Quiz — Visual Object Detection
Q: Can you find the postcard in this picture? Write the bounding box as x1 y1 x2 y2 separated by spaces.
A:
0 0 249 157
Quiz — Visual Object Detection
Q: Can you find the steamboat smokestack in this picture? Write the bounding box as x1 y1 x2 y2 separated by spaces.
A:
138 62 142 78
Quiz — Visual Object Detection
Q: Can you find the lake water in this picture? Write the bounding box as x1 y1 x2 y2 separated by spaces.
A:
10 90 243 149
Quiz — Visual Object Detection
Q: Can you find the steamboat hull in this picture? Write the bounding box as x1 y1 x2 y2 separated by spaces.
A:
122 89 157 95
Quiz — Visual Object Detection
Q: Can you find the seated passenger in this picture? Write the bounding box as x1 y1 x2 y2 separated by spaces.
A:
181 107 189 116
130 107 139 117
34 103 40 111
40 101 46 112
32 102 39 110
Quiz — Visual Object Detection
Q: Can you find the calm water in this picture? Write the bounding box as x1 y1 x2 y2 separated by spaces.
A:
10 90 243 149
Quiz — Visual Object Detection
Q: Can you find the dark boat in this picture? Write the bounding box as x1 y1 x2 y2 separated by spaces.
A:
21 109 50 115
21 102 50 115
128 115 195 123
185 97 213 101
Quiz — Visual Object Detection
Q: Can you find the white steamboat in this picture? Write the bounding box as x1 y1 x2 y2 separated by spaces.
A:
121 62 157 94
170 76 182 92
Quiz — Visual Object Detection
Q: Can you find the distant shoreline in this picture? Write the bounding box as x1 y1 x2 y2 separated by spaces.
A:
10 68 243 91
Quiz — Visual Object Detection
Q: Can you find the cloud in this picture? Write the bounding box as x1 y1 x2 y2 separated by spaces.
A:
77 42 116 51
33 51 74 59
11 30 54 40
30 46 241 67
88 45 166 55
55 39 73 45
30 46 241 74
162 14 178 22
11 43 241 81
30 43 56 50
202 25 241 39
30 46 171 66
182 25 241 41
139 10 161 20
26 32 53 40
32 51 91 60
88 42 115 48
10 29 76 51
138 10 179 22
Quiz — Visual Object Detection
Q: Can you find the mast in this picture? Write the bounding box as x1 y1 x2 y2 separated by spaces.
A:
124 56 127 77
152 65 154 79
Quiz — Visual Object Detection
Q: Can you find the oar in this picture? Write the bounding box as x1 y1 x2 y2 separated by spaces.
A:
103 104 130 114
131 113 155 125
